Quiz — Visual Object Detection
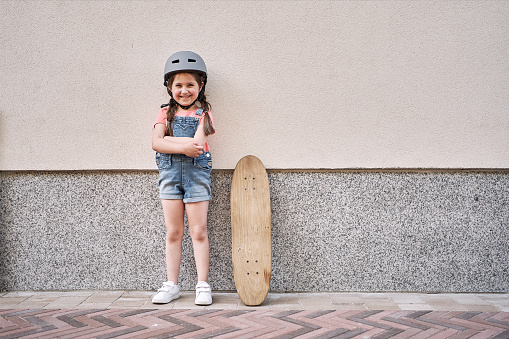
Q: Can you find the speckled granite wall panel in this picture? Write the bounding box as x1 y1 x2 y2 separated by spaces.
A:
1 171 508 292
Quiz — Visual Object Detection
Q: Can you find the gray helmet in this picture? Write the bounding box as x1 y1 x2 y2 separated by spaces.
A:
164 51 207 86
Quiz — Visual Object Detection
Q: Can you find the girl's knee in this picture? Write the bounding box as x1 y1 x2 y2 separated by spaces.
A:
190 226 208 242
166 229 184 243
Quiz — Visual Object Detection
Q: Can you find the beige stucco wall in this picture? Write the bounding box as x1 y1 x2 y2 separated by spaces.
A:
1 1 508 170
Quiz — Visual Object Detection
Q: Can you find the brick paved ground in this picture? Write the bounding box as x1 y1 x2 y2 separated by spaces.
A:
1 291 508 338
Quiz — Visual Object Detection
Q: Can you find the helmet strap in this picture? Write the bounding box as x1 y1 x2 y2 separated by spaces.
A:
177 100 198 110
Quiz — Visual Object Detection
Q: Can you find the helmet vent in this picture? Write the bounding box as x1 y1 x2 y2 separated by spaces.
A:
188 59 196 63
172 59 180 64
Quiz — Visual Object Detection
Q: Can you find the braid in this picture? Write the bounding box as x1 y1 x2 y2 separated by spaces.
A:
203 111 215 136
165 99 178 136
199 94 215 136
165 79 178 136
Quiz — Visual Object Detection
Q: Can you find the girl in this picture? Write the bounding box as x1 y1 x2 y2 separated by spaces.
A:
151 51 215 306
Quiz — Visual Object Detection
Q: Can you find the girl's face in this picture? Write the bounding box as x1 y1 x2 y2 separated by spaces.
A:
170 73 203 109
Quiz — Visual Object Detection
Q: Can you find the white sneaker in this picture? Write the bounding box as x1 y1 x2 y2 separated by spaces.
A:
195 281 212 305
152 281 180 304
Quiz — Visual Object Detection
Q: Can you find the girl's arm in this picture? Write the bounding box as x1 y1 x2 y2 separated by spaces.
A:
193 123 209 147
162 123 208 146
152 123 204 157
163 136 194 144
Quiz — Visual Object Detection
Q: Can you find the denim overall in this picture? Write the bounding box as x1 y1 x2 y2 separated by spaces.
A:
156 108 212 203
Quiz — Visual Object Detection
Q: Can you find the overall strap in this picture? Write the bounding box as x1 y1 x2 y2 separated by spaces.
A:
195 108 204 116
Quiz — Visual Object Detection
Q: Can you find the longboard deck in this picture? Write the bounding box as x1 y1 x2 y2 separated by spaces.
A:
231 155 271 306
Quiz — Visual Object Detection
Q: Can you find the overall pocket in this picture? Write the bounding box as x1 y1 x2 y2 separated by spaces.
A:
195 152 212 170
155 152 171 170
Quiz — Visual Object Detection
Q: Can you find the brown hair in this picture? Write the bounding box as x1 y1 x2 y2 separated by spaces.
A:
165 72 215 137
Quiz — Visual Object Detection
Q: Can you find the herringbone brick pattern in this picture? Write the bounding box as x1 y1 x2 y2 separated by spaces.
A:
1 308 508 339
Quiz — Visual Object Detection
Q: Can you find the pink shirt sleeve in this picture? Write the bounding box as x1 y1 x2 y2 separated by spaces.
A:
154 107 168 128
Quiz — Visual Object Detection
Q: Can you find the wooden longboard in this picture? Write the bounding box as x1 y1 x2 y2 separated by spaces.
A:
231 155 271 306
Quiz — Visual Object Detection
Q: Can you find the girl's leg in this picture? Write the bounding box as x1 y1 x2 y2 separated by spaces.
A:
161 199 185 283
185 200 210 282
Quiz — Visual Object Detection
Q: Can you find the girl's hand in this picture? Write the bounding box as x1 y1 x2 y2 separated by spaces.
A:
152 123 206 157
183 142 204 158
